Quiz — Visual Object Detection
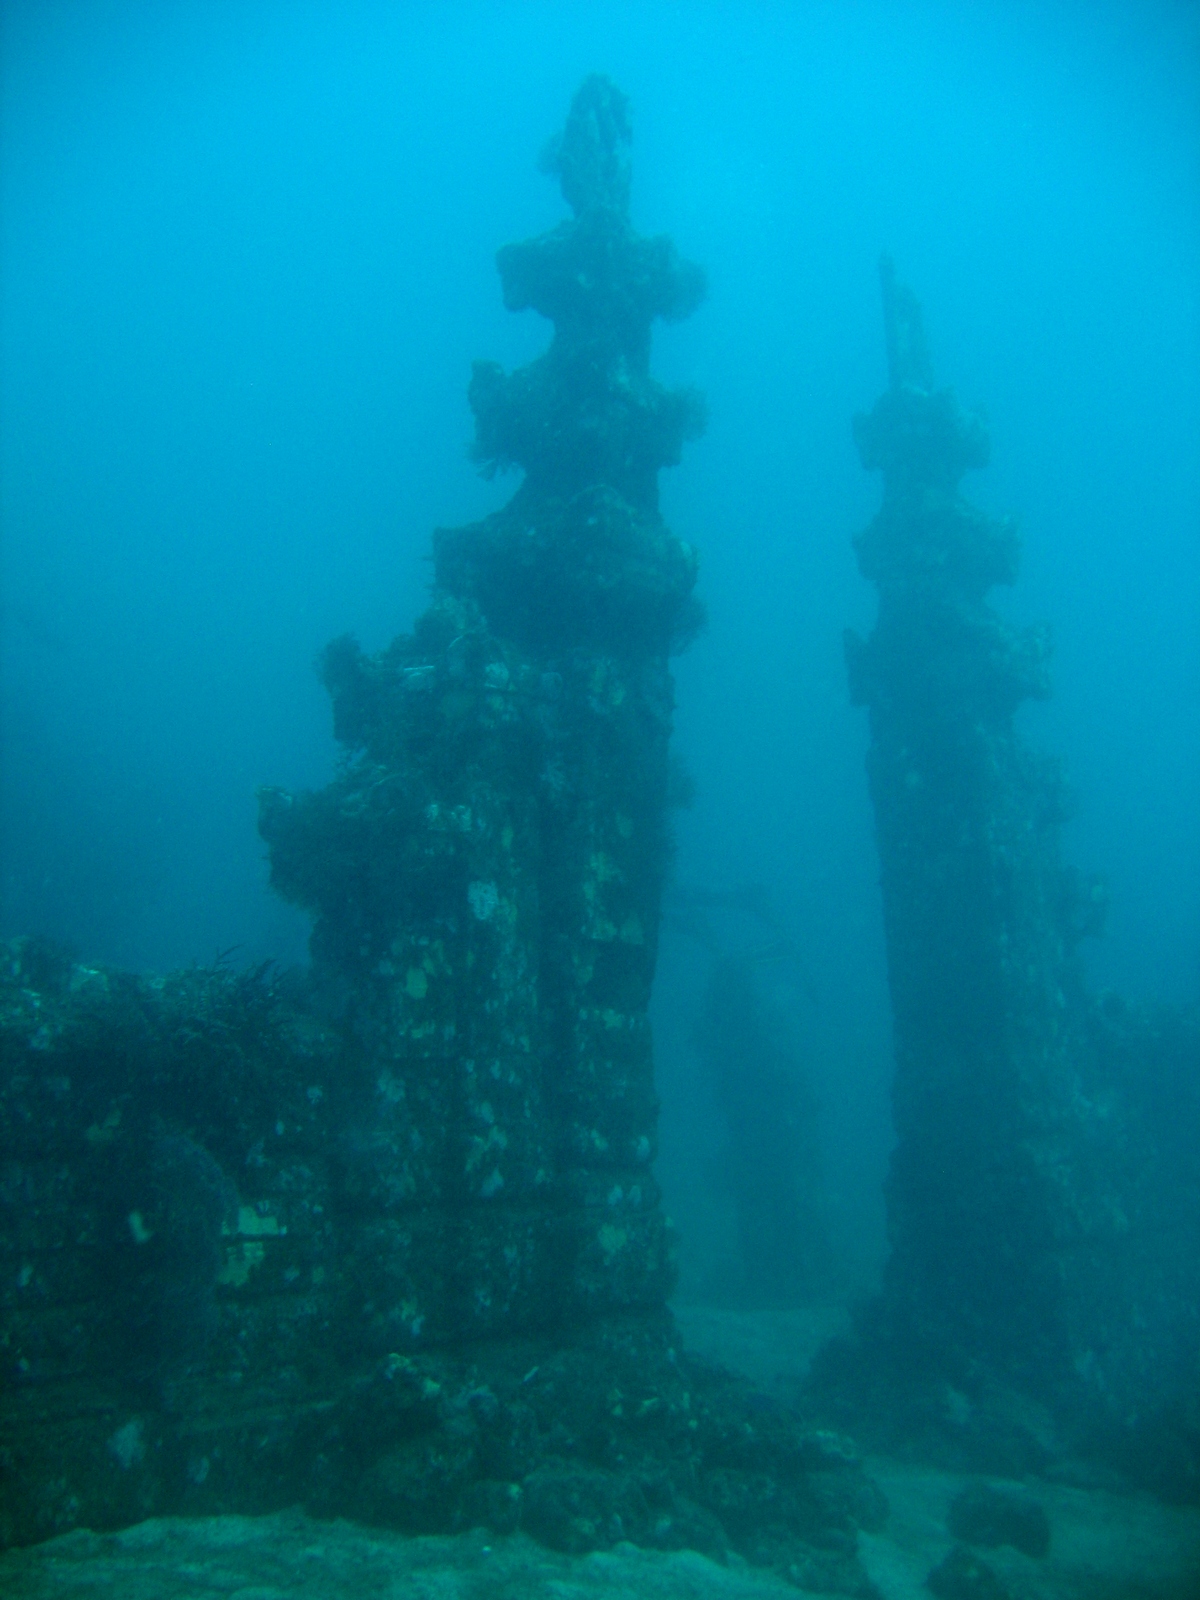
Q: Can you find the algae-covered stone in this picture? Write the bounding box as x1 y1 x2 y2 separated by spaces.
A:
259 74 705 1342
0 82 884 1592
816 257 1200 1500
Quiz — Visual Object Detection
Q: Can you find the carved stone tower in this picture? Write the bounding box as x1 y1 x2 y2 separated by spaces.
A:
844 257 1086 1379
259 75 706 1348
827 264 1199 1496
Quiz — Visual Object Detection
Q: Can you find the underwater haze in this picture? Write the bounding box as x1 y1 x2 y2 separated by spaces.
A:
3 2 1199 1286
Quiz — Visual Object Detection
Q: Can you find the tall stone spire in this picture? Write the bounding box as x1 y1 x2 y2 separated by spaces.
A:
844 257 1079 1380
260 75 707 1344
820 265 1200 1495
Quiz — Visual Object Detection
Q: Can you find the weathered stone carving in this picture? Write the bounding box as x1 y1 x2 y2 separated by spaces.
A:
0 83 885 1587
257 73 708 1344
817 259 1200 1497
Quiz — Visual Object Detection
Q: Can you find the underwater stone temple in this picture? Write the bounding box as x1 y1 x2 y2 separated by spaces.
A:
0 79 886 1592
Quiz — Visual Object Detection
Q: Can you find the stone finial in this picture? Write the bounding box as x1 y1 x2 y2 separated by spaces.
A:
853 261 991 505
540 73 633 216
879 253 933 392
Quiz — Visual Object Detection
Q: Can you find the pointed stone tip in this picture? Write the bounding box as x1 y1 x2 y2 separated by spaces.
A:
879 254 934 392
539 74 632 216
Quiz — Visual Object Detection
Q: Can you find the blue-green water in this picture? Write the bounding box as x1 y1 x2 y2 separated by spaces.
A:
2 6 1197 1585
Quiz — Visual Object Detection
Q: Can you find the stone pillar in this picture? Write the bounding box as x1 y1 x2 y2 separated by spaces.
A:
843 258 1093 1386
828 262 1200 1495
258 74 706 1349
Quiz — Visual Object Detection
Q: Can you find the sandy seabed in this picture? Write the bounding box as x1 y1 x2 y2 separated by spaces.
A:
3 1308 1197 1600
